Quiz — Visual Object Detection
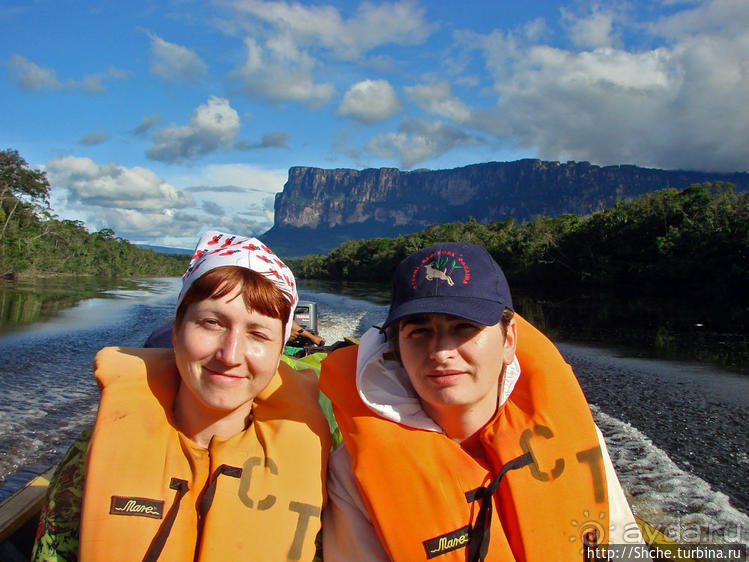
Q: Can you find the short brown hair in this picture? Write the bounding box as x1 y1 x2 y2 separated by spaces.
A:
175 265 292 337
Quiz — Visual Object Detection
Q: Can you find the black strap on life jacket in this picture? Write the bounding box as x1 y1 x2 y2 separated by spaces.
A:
143 477 189 562
142 465 242 562
466 451 534 562
193 465 243 558
198 464 243 520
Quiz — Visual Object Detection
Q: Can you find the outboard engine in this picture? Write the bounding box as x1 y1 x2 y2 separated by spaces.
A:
293 301 319 335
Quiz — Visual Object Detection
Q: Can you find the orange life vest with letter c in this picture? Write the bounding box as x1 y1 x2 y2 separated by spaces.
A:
79 346 330 561
319 314 609 561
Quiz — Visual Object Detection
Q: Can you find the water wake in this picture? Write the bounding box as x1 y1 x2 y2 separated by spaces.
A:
593 406 749 547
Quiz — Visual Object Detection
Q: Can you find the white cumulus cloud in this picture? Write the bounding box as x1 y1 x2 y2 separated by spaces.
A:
465 0 749 172
174 163 287 194
46 156 193 211
337 79 400 123
561 6 620 49
230 37 335 108
224 1 434 107
405 82 471 123
147 32 208 82
168 163 287 237
45 158 286 246
367 118 484 169
91 207 202 245
222 0 433 60
146 96 241 162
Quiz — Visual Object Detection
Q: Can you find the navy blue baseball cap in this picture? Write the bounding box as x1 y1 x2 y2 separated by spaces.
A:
383 242 513 329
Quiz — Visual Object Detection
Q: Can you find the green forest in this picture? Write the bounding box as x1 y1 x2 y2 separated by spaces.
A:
1 149 187 278
289 181 749 302
4 146 748 305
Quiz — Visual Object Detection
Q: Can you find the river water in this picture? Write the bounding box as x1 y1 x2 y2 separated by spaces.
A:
0 277 746 548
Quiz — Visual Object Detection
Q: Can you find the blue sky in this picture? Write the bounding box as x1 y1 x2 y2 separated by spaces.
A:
2 0 747 249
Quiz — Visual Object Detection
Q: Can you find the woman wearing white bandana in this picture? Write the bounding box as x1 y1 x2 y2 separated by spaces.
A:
33 231 331 561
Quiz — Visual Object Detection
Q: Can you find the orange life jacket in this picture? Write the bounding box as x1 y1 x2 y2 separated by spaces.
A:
80 347 330 561
319 315 609 561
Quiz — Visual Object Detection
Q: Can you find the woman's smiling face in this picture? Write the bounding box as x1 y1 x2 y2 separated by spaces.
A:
173 284 284 422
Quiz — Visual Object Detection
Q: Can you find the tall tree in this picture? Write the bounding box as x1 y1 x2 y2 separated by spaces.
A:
0 149 51 240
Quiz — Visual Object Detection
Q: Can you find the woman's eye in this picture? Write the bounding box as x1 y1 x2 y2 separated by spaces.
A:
200 318 222 329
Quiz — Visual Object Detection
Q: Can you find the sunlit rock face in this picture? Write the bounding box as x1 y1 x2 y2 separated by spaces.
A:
262 159 749 257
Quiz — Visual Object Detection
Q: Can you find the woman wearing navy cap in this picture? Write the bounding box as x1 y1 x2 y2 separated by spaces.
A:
320 242 644 562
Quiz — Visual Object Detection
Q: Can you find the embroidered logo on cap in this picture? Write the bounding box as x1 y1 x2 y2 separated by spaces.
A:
110 496 164 519
410 251 471 290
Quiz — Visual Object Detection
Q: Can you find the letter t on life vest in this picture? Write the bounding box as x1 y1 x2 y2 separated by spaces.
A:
576 446 606 503
286 501 321 561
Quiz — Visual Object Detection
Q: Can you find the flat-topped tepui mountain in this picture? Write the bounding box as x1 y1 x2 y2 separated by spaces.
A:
261 159 749 257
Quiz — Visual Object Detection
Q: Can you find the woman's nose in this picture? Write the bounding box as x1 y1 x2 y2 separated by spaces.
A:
428 331 456 361
216 330 242 365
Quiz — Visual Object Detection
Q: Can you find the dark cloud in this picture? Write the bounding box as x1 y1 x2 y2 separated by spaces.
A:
235 131 290 150
201 200 225 216
7 54 129 94
78 132 110 146
132 114 163 135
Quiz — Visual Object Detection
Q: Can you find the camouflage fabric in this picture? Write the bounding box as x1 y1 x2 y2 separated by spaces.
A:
31 427 91 561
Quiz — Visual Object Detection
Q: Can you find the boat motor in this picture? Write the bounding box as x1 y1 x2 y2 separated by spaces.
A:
293 301 319 335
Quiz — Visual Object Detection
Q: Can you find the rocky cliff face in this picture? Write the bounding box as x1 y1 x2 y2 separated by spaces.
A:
262 159 749 257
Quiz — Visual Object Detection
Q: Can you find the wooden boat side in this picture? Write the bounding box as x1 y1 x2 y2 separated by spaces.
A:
635 515 704 561
0 467 54 560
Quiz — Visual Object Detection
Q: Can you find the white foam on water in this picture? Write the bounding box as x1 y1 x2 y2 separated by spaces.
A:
0 278 182 496
101 277 181 300
591 405 749 546
297 288 388 344
0 397 98 485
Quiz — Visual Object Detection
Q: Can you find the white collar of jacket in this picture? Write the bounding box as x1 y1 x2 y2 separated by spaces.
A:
355 327 521 432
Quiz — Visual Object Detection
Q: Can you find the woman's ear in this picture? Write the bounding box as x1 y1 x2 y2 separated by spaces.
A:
502 317 518 365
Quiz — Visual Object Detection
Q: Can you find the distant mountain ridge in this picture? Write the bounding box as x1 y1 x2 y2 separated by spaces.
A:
137 244 192 255
261 159 749 257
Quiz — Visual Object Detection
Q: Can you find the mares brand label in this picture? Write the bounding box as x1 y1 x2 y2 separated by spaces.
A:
423 525 471 558
110 496 164 519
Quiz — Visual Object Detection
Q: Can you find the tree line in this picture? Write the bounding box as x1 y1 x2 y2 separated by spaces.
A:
1 149 187 278
4 146 747 300
288 181 749 301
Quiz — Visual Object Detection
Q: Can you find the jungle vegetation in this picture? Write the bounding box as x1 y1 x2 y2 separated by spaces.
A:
3 147 747 301
1 149 187 278
289 181 749 301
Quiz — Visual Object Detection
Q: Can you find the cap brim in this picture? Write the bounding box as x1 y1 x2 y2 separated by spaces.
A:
383 296 506 329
